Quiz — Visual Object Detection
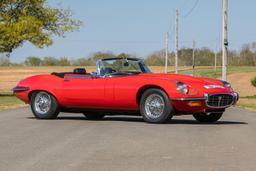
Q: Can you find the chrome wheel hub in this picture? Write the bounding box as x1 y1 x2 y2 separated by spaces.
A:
145 94 165 119
34 92 51 115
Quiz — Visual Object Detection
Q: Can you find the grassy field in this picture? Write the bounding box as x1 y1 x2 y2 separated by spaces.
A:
178 66 256 78
237 97 256 111
0 66 255 111
0 95 27 111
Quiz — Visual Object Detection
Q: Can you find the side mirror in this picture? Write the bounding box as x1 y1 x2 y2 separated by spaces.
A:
73 68 86 74
91 72 98 77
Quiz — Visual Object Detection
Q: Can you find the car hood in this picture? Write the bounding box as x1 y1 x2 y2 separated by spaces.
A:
140 73 218 84
139 73 231 93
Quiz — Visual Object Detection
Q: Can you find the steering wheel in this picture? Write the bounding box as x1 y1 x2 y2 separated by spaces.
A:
100 67 116 76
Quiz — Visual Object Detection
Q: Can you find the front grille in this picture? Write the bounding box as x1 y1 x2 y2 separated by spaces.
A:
207 94 234 108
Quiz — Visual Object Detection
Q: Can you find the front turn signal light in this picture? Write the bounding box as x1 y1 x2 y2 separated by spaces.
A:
187 101 203 107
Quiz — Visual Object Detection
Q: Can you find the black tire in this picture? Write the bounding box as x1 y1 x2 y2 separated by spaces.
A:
193 112 223 123
83 113 105 120
30 91 60 119
140 88 174 123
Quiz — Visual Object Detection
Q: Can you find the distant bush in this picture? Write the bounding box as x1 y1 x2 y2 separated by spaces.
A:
17 43 256 67
58 57 71 66
251 77 256 87
41 57 59 66
0 57 9 66
24 57 42 66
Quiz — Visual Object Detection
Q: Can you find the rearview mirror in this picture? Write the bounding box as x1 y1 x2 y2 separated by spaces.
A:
124 61 129 67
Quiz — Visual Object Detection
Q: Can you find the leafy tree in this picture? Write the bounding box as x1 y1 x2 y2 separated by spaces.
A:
59 57 70 66
145 50 166 66
116 53 135 59
24 56 42 66
89 51 116 61
195 47 215 66
72 58 94 66
239 46 256 66
41 57 58 66
179 48 193 66
0 56 9 66
0 0 82 54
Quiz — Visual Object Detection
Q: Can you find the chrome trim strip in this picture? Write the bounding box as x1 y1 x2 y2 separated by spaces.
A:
170 97 206 101
12 87 29 93
64 75 92 79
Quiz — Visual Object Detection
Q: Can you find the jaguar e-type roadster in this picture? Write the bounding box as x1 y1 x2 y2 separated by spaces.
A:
13 57 239 123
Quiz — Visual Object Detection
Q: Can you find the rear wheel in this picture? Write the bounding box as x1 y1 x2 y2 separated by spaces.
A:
31 91 60 119
83 113 105 120
193 112 223 123
140 88 174 123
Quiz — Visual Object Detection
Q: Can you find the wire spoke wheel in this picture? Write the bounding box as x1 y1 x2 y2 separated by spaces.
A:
144 94 165 119
34 92 52 115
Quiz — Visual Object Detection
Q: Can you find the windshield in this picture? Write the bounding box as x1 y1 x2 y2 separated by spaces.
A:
97 58 151 76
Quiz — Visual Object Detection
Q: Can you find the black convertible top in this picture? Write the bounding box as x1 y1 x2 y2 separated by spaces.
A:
51 72 69 78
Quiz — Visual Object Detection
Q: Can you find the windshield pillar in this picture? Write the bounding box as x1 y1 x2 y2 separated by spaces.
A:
96 59 102 76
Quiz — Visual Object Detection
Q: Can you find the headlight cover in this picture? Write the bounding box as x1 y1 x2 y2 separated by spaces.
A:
176 82 189 94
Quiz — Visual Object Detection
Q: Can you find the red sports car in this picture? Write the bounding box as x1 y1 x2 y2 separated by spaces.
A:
13 57 239 123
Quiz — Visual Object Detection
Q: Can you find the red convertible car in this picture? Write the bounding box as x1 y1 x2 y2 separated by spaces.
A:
13 57 239 123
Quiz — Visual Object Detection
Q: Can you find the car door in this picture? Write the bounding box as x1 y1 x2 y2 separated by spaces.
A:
105 75 139 110
62 75 108 108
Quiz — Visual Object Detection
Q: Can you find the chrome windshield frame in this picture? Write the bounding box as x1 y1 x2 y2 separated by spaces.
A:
95 58 150 77
96 59 102 76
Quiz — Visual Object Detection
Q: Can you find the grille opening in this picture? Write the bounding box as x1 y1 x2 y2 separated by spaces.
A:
207 94 234 107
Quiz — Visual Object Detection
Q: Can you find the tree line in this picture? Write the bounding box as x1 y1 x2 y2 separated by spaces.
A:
1 1 255 67
1 43 256 67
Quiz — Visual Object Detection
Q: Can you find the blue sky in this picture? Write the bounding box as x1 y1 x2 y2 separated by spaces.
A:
11 0 256 62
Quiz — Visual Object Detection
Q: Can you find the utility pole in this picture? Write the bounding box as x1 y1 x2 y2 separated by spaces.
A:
164 32 169 73
175 9 179 74
222 0 228 81
214 51 217 72
192 40 195 76
214 39 218 72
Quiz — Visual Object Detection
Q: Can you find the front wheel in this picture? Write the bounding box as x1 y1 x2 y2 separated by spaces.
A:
31 91 60 119
193 112 223 123
140 88 174 123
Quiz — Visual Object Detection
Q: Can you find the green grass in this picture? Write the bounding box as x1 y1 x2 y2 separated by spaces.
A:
237 102 256 111
237 103 256 108
240 96 256 99
176 66 256 78
236 98 256 111
0 95 27 111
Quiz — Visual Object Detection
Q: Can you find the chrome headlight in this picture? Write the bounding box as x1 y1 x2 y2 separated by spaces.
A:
176 82 189 94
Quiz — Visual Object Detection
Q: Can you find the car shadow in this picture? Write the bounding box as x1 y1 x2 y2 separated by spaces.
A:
167 119 247 125
27 116 248 125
